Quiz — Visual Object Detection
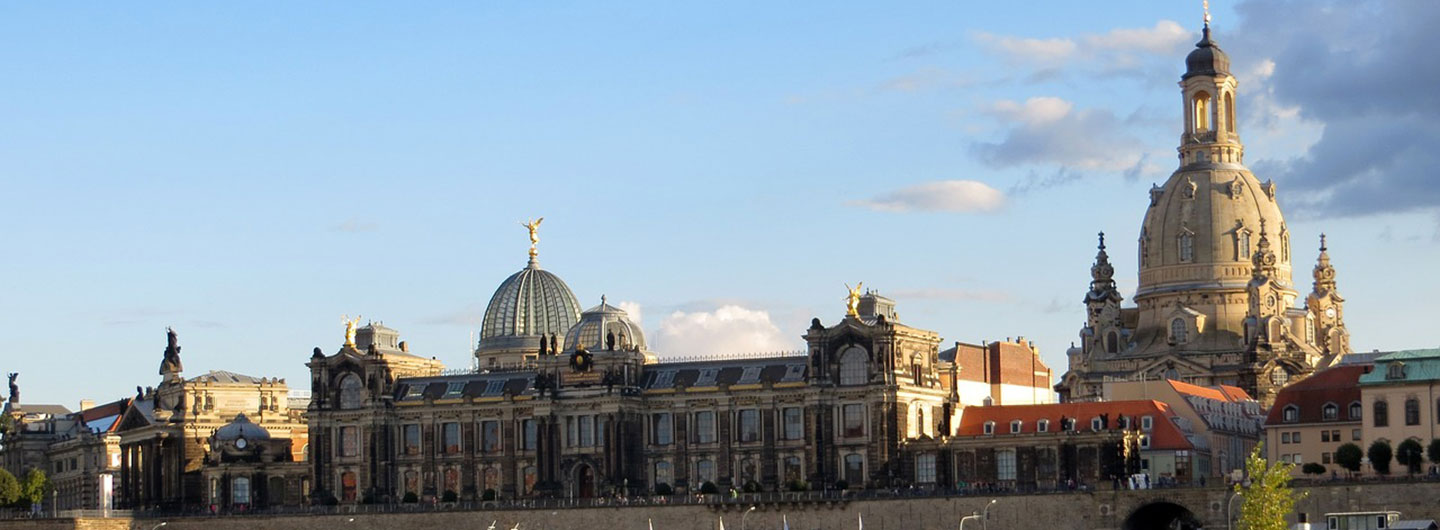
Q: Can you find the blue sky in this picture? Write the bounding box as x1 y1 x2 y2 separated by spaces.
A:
4 1 1438 407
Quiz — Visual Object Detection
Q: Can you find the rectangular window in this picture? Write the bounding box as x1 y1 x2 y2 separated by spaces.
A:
1332 430 1340 441
996 449 1017 481
1141 416 1153 431
1322 452 1332 464
480 420 501 454
579 415 595 447
653 413 673 445
1292 432 1300 443
442 422 461 454
842 405 865 438
1352 429 1362 441
1321 431 1330 443
597 415 607 446
738 409 760 442
1282 432 1291 444
340 426 360 457
915 454 937 484
402 424 421 455
782 407 803 441
521 419 536 451
566 416 576 447
694 411 716 444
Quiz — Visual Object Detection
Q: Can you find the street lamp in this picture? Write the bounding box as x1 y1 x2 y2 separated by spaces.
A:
1227 491 1244 530
741 505 757 530
959 512 982 530
983 499 997 530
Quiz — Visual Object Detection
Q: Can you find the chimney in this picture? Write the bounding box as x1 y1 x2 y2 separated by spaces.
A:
79 399 95 412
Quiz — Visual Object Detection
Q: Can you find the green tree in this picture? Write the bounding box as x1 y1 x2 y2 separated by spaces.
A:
1396 439 1425 475
0 468 20 507
1301 463 1326 476
1335 443 1364 476
20 469 47 507
1368 440 1393 475
1427 439 1440 468
1236 443 1306 530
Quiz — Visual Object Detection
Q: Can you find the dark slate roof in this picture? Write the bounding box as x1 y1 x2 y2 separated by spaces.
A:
189 370 265 384
642 357 807 390
13 404 71 416
396 371 536 402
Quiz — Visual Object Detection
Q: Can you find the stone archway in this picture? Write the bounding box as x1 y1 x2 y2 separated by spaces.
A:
573 463 595 499
1124 502 1204 530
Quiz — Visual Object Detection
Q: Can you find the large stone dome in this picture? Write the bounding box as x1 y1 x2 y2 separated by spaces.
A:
476 258 582 366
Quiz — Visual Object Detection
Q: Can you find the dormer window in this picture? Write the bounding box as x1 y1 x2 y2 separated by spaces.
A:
1141 416 1153 431
1387 362 1406 380
1282 405 1299 423
1348 401 1362 420
1322 403 1338 421
1037 419 1049 433
983 421 995 435
1091 417 1103 431
1010 420 1022 434
1139 435 1151 449
1170 319 1188 344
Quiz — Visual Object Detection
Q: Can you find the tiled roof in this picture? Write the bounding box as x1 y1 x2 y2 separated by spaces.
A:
397 372 536 402
1166 380 1254 403
11 404 71 416
78 398 130 434
1264 364 1369 426
189 370 265 384
955 400 1193 450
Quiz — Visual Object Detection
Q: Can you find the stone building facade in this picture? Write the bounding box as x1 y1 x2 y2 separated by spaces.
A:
305 247 1054 503
1056 20 1352 406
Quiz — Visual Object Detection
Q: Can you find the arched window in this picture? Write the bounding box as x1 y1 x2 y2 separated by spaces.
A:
522 466 538 495
1224 92 1235 133
1271 370 1289 388
1405 398 1421 426
1238 230 1252 260
783 456 802 481
1374 401 1389 427
1170 319 1188 344
1106 331 1119 354
404 470 419 495
338 374 364 410
843 454 864 484
232 477 251 506
1193 91 1212 132
654 461 672 488
839 347 869 386
1178 233 1195 263
1349 401 1362 420
696 459 716 484
340 471 357 502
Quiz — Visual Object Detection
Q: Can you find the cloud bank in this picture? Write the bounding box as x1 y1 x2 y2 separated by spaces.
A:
853 180 1006 213
653 305 795 358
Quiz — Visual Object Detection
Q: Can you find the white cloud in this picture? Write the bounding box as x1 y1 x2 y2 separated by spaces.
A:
653 305 795 358
852 180 1006 213
974 33 1077 65
1084 20 1191 54
616 301 643 327
972 97 1160 176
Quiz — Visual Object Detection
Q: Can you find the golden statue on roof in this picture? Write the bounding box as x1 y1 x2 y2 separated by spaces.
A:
343 315 362 347
845 282 864 317
521 217 544 259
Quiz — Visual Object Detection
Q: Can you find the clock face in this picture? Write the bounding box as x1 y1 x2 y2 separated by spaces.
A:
236 437 248 449
1266 295 1277 308
1325 307 1337 319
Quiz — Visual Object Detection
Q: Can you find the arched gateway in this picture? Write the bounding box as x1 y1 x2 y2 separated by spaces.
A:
1124 502 1204 530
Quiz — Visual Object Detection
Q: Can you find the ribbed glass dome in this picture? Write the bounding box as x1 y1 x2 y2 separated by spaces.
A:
477 259 582 355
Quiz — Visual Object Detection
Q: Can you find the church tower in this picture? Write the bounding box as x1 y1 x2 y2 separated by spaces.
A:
1056 12 1343 405
1306 235 1351 356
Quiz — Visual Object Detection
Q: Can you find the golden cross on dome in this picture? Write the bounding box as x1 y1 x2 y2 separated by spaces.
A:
1203 0 1212 27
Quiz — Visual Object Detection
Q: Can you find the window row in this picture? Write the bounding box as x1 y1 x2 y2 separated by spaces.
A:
652 455 808 487
1370 398 1439 427
981 415 1154 435
649 406 836 446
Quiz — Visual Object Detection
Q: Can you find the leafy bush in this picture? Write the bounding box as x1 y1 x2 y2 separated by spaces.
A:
1301 463 1326 475
1335 443 1364 473
1396 439 1425 474
20 469 47 507
1428 439 1440 466
442 490 458 502
654 483 673 496
742 480 762 493
699 482 718 494
402 491 419 503
0 469 20 507
482 489 497 501
1368 440 1393 475
786 479 809 492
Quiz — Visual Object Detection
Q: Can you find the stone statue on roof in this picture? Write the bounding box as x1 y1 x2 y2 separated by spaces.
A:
160 327 184 376
7 372 17 404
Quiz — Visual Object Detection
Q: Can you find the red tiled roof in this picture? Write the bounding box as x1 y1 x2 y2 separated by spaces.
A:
78 398 131 433
956 400 1193 450
1264 365 1370 426
1166 379 1231 401
1217 385 1253 401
